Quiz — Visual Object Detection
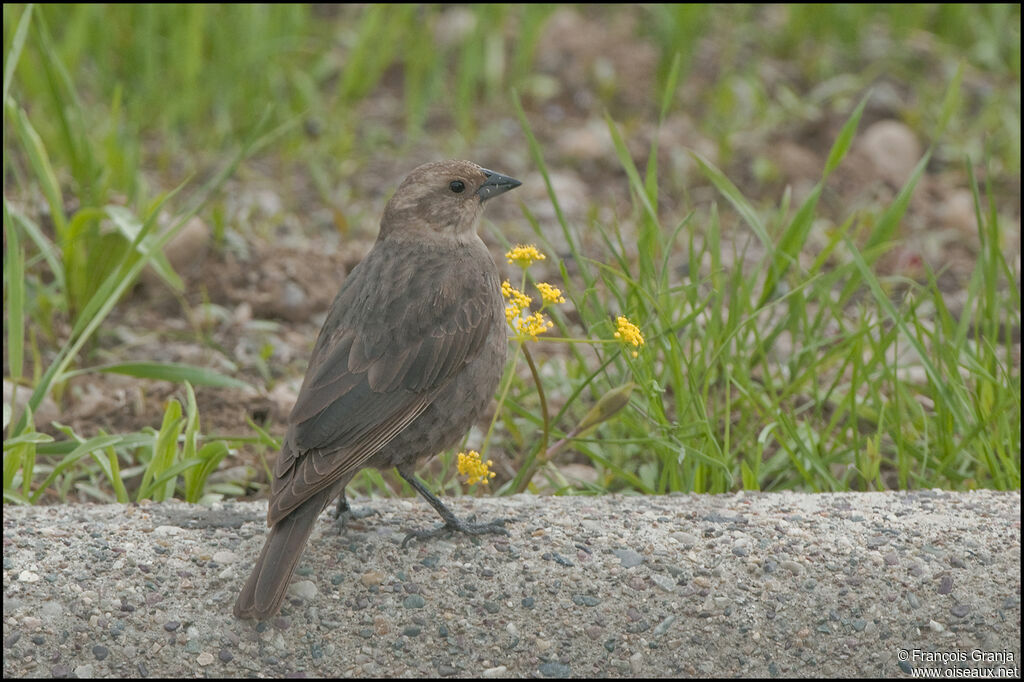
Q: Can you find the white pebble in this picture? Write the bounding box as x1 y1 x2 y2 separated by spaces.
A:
289 580 319 601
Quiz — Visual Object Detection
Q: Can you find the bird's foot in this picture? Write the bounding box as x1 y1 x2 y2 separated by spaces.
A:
333 495 379 530
401 516 509 549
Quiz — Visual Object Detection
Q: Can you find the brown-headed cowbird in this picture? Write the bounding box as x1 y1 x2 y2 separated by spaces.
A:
234 160 520 620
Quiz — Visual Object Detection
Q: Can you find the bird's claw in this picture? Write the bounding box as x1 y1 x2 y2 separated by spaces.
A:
333 506 379 531
401 517 509 549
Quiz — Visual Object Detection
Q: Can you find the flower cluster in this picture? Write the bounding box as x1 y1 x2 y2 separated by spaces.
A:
501 245 564 342
506 244 546 268
515 310 554 340
536 282 565 305
614 316 645 358
457 450 496 486
501 280 532 324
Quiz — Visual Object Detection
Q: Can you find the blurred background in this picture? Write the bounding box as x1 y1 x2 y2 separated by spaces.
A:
3 4 1020 504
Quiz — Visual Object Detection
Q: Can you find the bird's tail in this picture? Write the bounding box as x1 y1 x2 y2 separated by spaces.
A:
233 489 330 619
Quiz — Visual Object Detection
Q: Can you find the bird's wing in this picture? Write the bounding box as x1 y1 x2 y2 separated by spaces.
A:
267 245 499 526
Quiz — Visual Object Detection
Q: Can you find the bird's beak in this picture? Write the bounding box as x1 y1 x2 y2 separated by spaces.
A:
476 169 522 201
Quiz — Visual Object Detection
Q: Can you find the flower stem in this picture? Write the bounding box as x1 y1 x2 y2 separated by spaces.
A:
481 341 521 457
522 344 549 458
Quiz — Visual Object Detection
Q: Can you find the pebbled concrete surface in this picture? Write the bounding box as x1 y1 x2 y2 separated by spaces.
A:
2 490 1020 678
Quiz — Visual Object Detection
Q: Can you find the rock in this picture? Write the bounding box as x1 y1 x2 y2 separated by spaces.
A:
288 580 318 601
360 571 386 588
858 120 922 187
557 119 615 161
4 380 60 431
937 189 979 237
141 216 210 289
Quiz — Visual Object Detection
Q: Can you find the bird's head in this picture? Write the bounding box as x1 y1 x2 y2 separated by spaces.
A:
379 160 521 242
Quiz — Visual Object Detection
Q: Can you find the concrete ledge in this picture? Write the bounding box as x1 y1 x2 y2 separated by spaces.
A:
3 490 1020 678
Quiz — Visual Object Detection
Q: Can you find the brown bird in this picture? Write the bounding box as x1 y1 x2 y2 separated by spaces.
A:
234 160 520 620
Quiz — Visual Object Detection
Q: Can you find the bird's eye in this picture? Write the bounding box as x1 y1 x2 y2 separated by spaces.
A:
449 180 466 194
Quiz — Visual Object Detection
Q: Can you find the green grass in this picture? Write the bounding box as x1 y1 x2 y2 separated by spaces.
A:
482 88 1018 495
3 4 1020 505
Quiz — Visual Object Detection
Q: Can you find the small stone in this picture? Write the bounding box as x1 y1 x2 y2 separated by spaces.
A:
651 574 675 592
937 575 953 595
950 604 970 618
614 549 644 568
538 661 572 678
142 215 209 289
572 594 600 607
403 595 426 609
482 666 508 678
360 571 385 588
629 652 643 674
92 645 109 661
937 189 978 236
858 119 921 187
672 532 698 548
289 580 318 601
218 649 233 663
197 652 214 666
653 615 676 637
551 553 574 567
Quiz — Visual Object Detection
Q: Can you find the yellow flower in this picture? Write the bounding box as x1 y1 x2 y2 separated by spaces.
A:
457 450 496 486
502 279 557 341
506 245 546 268
502 280 534 324
517 311 554 340
536 282 565 305
501 280 532 309
613 316 645 358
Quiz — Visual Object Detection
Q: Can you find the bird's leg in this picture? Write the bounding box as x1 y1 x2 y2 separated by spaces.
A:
397 467 509 548
333 488 378 529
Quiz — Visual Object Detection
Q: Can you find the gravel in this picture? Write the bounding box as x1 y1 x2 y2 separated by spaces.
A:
3 490 1020 678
